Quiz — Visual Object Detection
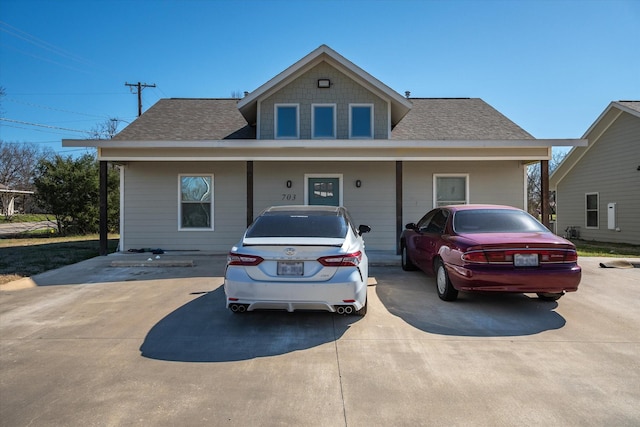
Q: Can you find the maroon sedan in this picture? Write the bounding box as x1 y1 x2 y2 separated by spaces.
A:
400 204 581 301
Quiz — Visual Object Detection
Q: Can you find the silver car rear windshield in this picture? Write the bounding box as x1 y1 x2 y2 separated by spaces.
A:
453 209 549 233
246 212 349 238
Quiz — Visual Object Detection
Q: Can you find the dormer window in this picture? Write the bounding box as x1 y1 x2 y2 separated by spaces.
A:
275 104 299 139
312 104 336 139
349 104 373 139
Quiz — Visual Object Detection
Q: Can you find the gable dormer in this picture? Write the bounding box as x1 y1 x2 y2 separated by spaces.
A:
237 45 412 140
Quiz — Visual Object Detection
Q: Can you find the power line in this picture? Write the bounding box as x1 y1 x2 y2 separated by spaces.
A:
5 98 110 119
1 118 89 133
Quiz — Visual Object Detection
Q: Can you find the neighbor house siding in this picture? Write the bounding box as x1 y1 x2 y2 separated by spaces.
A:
556 112 640 244
259 62 389 139
122 161 247 252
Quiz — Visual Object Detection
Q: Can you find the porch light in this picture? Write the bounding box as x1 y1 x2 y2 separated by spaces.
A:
317 79 331 88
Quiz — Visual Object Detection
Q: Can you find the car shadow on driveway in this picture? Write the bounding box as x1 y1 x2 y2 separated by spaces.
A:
374 268 566 337
140 287 362 362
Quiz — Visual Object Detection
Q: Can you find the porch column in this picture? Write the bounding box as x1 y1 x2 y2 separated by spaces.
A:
541 159 550 229
396 161 403 254
246 161 254 227
99 160 108 256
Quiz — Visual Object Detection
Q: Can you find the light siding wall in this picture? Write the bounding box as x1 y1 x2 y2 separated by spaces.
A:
121 160 529 253
403 161 527 225
122 161 246 252
556 112 640 244
253 161 396 250
259 62 389 139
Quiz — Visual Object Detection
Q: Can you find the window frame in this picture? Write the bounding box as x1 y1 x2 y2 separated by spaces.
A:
178 174 214 231
585 192 599 229
349 103 374 139
274 103 299 139
433 174 469 207
311 103 337 139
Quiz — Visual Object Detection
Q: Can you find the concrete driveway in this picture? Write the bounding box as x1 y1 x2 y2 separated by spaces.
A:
1 253 638 426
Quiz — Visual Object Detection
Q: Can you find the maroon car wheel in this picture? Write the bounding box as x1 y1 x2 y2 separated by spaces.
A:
435 259 458 302
401 244 417 271
537 292 564 301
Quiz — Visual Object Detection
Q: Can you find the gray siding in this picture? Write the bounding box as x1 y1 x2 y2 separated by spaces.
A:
403 161 527 224
556 112 640 244
259 62 389 139
121 160 528 252
122 161 246 252
253 161 396 250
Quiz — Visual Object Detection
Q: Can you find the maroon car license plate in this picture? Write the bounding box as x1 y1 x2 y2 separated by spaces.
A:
277 261 304 276
514 253 539 267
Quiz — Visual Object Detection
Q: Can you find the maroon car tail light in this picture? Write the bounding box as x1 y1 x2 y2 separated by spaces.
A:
318 251 362 267
462 248 578 265
227 253 264 266
461 250 490 264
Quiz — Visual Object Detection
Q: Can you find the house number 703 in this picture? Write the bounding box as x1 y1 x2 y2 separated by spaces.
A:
282 194 297 201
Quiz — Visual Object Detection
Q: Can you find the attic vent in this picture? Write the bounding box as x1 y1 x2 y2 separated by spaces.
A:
405 91 411 98
244 91 249 97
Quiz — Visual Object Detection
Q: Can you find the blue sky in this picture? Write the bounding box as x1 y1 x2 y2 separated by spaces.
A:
1 0 639 155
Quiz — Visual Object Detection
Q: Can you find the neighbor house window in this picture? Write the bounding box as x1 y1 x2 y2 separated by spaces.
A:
275 104 299 139
349 104 373 138
586 193 599 228
179 175 213 230
434 174 469 207
312 104 336 138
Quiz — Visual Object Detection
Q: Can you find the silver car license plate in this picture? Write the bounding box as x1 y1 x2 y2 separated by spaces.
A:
514 253 539 267
277 261 304 276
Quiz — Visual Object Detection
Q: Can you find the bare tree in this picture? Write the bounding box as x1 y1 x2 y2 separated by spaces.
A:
527 149 568 216
87 118 119 140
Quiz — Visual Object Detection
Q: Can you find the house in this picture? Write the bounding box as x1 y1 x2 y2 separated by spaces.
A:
0 183 34 217
550 101 640 245
64 45 584 253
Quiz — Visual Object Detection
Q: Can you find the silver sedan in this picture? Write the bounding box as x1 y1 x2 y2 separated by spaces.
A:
224 205 371 315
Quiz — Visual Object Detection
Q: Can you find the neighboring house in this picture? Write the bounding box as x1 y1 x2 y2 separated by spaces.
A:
0 183 34 217
550 101 640 245
64 45 584 253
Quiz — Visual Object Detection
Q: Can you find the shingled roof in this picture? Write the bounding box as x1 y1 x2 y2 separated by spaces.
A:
391 98 533 140
617 100 640 115
112 97 533 142
113 99 254 141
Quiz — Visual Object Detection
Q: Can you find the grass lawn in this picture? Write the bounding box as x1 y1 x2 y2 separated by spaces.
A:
573 240 640 258
0 235 119 285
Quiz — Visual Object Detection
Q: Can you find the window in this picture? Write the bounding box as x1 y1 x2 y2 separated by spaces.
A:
179 175 213 230
434 174 468 206
417 209 449 234
275 104 299 139
312 104 336 138
586 193 599 228
349 104 373 138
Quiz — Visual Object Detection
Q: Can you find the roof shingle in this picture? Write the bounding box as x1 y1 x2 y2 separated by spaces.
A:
113 97 533 141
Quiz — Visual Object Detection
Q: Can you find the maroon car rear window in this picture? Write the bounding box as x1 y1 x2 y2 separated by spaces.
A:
453 209 548 233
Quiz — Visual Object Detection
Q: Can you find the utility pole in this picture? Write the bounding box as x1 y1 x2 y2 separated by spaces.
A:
125 82 156 116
